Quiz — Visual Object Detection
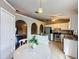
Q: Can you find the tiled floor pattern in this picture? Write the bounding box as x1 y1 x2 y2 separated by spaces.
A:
49 41 76 59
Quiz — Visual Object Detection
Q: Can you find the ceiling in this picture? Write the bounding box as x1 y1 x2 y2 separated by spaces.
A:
6 0 78 23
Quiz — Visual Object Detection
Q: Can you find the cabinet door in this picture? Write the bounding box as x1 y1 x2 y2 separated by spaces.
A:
64 39 78 58
1 8 15 59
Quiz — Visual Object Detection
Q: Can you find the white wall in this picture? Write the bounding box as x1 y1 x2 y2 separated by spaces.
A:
0 0 15 39
69 15 78 34
45 23 69 30
0 0 16 59
16 13 45 38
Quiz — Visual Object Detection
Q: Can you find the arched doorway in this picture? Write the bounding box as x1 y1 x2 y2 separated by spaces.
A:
31 23 37 34
15 20 27 48
40 24 43 34
16 20 27 39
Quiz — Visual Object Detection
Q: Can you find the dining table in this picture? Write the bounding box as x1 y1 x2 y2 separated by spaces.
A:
13 43 51 59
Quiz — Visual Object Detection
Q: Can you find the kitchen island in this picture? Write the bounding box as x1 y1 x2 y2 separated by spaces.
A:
63 34 78 59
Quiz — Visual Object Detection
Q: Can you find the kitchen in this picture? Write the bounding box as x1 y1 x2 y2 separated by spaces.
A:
44 16 78 41
43 16 78 59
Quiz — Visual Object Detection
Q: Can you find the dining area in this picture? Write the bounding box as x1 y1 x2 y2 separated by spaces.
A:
13 35 52 59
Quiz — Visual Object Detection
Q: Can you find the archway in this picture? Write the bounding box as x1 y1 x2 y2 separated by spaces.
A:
31 23 37 34
40 24 43 34
16 20 27 39
15 20 27 48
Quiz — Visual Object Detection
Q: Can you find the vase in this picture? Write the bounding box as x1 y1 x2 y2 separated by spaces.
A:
32 44 37 48
28 43 33 48
29 43 37 49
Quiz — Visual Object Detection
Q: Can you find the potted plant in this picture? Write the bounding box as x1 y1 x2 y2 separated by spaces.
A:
28 36 38 48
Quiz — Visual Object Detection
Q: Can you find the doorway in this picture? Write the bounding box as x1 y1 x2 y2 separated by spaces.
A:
15 20 27 48
31 23 37 34
40 24 43 34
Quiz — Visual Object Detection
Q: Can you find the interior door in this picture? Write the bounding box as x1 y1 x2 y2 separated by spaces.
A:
1 8 15 59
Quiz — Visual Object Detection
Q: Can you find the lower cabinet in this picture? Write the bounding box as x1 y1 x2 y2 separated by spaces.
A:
64 39 78 59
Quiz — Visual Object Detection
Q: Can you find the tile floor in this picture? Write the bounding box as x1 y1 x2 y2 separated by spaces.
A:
49 41 76 59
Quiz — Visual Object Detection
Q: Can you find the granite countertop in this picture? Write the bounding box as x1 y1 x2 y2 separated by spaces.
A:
52 30 73 35
64 34 78 41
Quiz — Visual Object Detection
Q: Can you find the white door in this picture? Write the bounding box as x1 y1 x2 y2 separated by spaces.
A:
1 8 15 59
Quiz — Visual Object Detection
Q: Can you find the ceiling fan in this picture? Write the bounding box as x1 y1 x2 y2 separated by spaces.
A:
35 0 43 14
